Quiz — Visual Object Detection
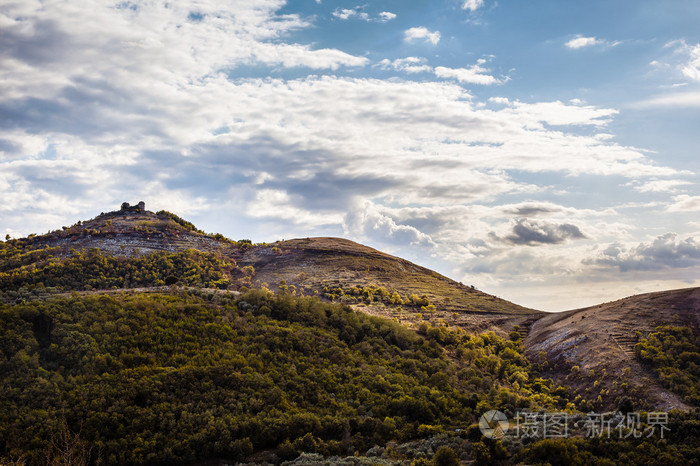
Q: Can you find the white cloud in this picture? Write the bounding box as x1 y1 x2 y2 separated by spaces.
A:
668 195 700 212
380 58 506 84
635 41 700 108
378 57 432 74
332 8 368 21
628 179 692 193
378 11 397 22
504 100 620 128
345 201 436 248
379 58 506 84
462 0 485 11
0 0 366 82
645 40 700 87
586 233 700 272
248 189 344 226
253 43 369 69
404 27 441 45
565 36 603 49
332 8 356 20
333 7 394 22
434 63 507 85
681 43 700 81
488 96 510 105
636 91 700 108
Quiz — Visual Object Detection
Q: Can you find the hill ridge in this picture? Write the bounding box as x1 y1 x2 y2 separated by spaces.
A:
1 203 541 332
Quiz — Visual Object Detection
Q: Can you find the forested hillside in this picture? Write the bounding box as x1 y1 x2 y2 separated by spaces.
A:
1 289 561 464
2 290 700 465
2 206 700 465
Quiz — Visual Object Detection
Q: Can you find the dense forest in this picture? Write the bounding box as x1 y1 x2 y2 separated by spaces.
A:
635 326 700 406
0 290 541 464
0 246 237 299
1 289 700 465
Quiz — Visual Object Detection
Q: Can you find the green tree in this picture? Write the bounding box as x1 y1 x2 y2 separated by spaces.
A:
432 446 459 466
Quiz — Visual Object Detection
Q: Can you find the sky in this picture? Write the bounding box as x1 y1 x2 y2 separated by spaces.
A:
1 0 700 311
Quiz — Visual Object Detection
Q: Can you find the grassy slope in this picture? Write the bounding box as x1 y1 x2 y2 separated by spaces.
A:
243 237 536 315
240 237 543 336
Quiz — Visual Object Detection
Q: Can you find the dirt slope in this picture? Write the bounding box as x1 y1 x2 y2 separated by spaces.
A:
239 237 543 334
525 287 700 410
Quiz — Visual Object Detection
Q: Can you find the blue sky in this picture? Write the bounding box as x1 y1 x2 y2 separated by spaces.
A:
1 0 699 310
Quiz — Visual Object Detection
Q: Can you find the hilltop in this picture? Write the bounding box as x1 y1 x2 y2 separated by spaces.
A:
16 201 234 258
3 202 541 334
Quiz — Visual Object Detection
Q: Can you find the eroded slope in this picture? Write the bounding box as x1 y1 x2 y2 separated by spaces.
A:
525 287 700 410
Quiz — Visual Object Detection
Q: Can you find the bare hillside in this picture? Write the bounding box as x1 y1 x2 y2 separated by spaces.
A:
525 287 700 410
239 237 543 334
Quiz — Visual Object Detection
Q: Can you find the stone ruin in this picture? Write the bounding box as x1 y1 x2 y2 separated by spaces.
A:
120 201 146 212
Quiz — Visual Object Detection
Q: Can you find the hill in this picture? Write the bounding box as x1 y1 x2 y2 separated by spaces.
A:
1 202 541 335
9 202 235 258
237 237 541 334
525 287 700 411
4 202 700 414
3 203 700 464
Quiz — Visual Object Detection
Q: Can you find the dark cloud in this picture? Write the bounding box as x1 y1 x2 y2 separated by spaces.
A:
587 233 700 272
0 98 70 132
129 138 399 211
501 203 562 216
0 93 142 139
14 164 92 198
0 139 19 155
270 172 397 210
0 19 73 67
491 218 586 246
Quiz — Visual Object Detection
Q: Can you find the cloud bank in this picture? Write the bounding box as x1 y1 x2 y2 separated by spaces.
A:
0 0 697 311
